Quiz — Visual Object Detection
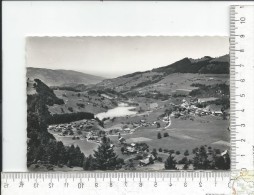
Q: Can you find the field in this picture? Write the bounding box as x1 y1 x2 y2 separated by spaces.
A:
108 115 229 162
48 90 117 115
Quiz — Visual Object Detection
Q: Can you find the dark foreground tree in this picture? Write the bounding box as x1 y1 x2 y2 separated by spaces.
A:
193 146 210 169
214 153 230 170
92 136 123 170
83 155 96 170
164 154 177 170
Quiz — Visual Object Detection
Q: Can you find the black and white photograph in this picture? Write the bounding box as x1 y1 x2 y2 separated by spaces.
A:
26 36 230 171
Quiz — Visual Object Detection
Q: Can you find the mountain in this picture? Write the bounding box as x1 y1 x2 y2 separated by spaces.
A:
96 54 229 92
27 67 105 86
152 54 229 74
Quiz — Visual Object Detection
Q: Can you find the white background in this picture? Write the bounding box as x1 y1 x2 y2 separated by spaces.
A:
2 1 254 172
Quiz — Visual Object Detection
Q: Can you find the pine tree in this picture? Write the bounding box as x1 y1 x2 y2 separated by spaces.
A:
83 155 95 170
93 136 120 170
164 154 176 170
193 146 210 169
157 132 162 139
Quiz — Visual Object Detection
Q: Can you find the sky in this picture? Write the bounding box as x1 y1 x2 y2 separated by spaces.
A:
26 36 229 78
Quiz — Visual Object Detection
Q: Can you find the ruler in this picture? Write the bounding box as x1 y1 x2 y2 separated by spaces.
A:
2 5 254 195
230 5 254 172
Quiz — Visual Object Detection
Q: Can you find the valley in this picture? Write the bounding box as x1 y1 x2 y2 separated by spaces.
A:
27 55 231 171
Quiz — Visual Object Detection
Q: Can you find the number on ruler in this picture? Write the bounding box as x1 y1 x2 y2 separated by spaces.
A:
78 182 84 189
4 183 9 188
64 182 69 188
34 182 39 188
49 182 54 188
19 181 24 188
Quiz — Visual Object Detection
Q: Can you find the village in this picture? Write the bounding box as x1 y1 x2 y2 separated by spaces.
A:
47 93 229 170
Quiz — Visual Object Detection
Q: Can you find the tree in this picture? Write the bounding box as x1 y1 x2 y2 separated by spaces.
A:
193 146 210 170
184 150 189 156
157 132 162 139
125 159 135 170
179 157 188 164
68 107 73 112
93 136 121 170
83 155 95 170
151 149 158 159
121 147 125 154
214 153 230 170
163 149 169 153
176 151 181 155
169 150 175 154
163 132 169 137
77 130 82 135
164 154 176 170
159 148 162 152
156 122 161 128
149 156 154 164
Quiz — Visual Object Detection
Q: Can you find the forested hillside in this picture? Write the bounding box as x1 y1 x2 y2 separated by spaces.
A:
27 79 92 169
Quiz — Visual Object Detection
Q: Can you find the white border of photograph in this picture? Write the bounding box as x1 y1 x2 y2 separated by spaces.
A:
2 1 254 172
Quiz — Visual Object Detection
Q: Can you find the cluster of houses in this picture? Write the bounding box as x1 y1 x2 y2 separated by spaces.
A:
47 119 96 136
86 131 103 143
169 98 224 118
119 141 157 166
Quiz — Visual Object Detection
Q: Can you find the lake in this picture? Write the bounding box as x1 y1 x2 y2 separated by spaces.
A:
95 103 137 120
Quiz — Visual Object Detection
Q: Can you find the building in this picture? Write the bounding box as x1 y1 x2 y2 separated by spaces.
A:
150 103 158 109
119 137 126 144
213 111 223 116
126 146 136 153
174 89 193 96
198 97 218 103
139 154 155 166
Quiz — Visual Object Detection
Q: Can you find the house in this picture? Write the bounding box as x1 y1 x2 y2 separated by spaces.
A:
198 97 218 103
221 150 228 156
101 94 113 100
214 111 223 116
174 89 193 96
130 143 136 147
110 144 115 148
126 146 136 153
124 128 131 133
150 103 158 109
139 154 155 166
119 137 126 144
139 158 150 166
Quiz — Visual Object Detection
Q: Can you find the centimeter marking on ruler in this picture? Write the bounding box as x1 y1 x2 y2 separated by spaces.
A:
1 172 231 188
230 5 254 171
1 171 230 179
